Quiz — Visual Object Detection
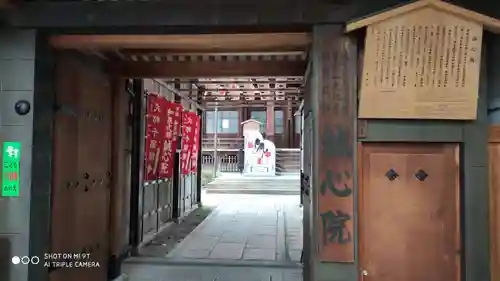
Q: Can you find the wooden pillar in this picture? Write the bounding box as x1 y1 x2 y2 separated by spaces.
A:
197 107 203 204
489 126 500 281
488 35 500 281
29 31 54 281
108 74 137 279
286 100 293 147
238 107 244 137
307 25 358 281
266 101 275 138
129 78 145 253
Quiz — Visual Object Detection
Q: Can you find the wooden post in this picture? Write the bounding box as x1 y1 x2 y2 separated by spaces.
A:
489 125 500 281
312 25 357 263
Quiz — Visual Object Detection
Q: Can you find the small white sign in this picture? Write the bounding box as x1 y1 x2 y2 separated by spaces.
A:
222 119 229 129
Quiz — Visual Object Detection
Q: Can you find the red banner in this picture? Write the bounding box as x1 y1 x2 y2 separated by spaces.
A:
157 100 183 179
144 94 167 181
180 111 195 175
191 114 201 173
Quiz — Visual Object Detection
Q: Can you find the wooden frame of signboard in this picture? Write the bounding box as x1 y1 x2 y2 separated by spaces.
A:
346 0 500 120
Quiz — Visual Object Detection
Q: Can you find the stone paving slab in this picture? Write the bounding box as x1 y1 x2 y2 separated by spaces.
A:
284 204 303 263
247 235 277 249
209 242 245 259
122 263 303 281
243 248 276 260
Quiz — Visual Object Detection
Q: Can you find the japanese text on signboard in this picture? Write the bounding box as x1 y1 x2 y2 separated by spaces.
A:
180 111 195 175
190 114 201 173
144 94 167 181
157 101 183 178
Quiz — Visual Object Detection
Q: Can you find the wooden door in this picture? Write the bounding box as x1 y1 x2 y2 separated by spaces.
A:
359 143 460 281
50 56 112 281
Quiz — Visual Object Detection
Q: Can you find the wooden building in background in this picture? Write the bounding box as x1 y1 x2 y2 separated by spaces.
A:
167 77 303 151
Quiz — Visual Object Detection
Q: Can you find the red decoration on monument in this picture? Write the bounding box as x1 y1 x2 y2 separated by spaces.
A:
180 111 195 175
157 100 183 179
144 93 167 182
190 114 201 173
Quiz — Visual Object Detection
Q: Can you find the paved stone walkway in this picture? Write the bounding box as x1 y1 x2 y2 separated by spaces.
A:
167 194 302 264
120 180 303 281
121 262 302 281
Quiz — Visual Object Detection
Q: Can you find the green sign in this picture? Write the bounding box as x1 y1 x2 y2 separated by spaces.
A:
2 142 21 197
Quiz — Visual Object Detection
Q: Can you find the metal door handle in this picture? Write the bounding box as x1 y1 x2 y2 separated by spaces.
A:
360 269 368 281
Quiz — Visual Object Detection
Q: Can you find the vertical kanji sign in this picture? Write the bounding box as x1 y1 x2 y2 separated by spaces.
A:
317 28 355 262
180 111 195 175
158 101 183 178
171 102 183 153
2 142 21 197
144 94 167 181
191 114 201 173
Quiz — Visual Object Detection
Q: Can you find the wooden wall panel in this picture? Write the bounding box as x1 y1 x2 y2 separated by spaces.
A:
358 143 460 281
489 125 500 281
158 181 174 224
142 183 158 239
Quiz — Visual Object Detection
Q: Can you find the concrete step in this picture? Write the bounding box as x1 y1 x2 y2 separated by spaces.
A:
206 174 300 195
277 160 300 163
209 177 299 182
206 180 300 184
206 188 300 195
207 182 300 187
207 183 300 188
277 164 300 168
276 165 300 171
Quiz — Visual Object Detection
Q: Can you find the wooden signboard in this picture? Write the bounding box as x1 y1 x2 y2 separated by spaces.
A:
347 0 500 120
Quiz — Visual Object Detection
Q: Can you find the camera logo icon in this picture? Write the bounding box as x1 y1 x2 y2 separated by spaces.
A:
11 256 40 265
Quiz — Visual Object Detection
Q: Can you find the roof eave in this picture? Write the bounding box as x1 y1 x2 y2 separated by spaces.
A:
345 0 500 34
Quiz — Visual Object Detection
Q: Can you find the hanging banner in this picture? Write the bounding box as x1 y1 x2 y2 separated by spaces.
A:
158 101 183 179
144 94 167 182
191 114 201 173
180 111 195 175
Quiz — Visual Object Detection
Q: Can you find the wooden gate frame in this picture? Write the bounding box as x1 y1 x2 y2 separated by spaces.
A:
489 125 500 281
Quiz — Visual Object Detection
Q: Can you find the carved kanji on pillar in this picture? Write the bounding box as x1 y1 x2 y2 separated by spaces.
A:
315 26 357 262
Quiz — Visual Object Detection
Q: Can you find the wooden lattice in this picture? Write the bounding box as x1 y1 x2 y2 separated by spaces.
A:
359 7 483 119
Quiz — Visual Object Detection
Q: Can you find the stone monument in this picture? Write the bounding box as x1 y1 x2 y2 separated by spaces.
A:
241 119 276 176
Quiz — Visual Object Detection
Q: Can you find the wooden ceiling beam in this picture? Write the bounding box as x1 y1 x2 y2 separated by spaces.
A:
50 33 311 51
119 49 307 57
203 102 301 107
165 79 303 84
203 103 301 108
188 88 303 92
202 97 301 102
111 60 306 78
